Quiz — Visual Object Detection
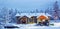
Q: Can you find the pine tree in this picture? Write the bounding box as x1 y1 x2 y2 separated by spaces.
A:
9 8 18 23
45 8 49 13
1 7 9 23
36 9 39 13
53 1 60 20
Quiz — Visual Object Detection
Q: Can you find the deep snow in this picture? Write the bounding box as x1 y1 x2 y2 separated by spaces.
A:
3 22 60 29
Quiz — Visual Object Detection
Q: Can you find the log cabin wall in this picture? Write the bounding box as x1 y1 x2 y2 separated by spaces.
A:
16 15 50 24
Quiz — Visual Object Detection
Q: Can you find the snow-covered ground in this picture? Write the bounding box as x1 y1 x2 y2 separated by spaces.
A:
0 20 60 29
0 23 60 29
4 22 60 29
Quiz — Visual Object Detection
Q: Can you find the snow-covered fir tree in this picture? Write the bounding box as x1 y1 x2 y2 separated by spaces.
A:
0 7 10 24
53 1 60 20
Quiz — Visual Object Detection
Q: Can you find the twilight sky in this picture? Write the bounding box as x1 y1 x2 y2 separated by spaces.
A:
0 0 60 11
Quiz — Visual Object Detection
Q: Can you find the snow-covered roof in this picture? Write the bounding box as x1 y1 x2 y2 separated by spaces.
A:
15 13 20 16
15 13 51 18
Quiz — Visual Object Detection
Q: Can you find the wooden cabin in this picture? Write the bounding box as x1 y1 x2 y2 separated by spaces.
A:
16 16 29 24
29 16 37 24
37 15 49 24
20 16 29 24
